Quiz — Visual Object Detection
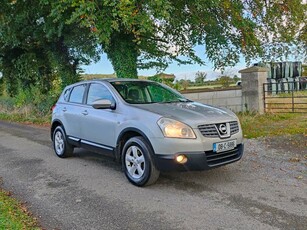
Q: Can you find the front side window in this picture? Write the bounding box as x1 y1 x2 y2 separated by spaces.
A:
86 83 115 105
111 81 188 104
69 84 86 103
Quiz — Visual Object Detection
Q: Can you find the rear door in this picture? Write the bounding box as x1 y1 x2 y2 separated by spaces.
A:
62 83 87 139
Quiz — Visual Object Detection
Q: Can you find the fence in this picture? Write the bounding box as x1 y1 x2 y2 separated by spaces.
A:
182 88 242 112
263 80 307 113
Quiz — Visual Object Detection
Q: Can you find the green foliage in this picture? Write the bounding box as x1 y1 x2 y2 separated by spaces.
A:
106 33 138 78
195 71 207 85
173 82 181 91
1 0 306 92
47 0 306 78
238 112 307 138
0 77 3 96
148 76 163 83
302 65 307 76
148 74 175 88
0 96 15 111
218 76 233 88
180 79 190 90
0 84 61 124
0 0 98 96
0 188 40 230
162 78 175 87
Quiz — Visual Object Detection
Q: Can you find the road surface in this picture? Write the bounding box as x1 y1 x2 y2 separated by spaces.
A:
0 120 306 229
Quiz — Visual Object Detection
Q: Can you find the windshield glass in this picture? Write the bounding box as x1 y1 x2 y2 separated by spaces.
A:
110 81 189 104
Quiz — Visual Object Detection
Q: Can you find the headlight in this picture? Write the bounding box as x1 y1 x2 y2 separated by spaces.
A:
157 118 196 139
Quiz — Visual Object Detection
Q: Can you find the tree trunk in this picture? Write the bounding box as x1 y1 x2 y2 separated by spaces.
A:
106 33 138 79
54 37 80 88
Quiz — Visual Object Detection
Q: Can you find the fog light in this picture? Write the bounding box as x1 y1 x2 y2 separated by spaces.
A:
175 154 187 164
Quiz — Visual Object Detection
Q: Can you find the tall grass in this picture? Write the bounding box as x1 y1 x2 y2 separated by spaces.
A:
0 87 60 124
238 112 307 138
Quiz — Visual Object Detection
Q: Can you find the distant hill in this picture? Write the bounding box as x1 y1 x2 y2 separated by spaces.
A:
82 74 151 80
82 74 116 80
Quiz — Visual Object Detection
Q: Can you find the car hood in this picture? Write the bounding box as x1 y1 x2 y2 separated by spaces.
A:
133 102 238 128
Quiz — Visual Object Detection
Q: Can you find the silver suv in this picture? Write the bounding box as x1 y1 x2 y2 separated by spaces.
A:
51 79 244 186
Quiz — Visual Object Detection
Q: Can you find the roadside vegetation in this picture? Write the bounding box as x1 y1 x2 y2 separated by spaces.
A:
0 92 306 139
0 187 40 229
238 112 307 139
0 89 56 125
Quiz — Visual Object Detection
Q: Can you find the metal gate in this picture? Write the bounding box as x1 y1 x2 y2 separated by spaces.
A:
263 80 307 113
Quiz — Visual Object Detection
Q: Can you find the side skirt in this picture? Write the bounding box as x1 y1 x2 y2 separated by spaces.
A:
67 136 116 158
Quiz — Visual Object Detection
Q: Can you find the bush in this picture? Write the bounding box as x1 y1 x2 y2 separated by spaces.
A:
0 85 61 124
218 76 233 87
0 96 15 112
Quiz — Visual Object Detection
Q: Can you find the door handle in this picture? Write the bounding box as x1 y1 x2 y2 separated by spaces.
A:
82 110 88 116
62 107 67 112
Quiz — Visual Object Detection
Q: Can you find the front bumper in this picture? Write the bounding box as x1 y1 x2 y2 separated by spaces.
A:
154 144 244 172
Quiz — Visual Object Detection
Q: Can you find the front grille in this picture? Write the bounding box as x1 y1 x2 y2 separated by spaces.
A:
206 145 241 167
198 124 219 138
198 121 239 138
229 121 239 135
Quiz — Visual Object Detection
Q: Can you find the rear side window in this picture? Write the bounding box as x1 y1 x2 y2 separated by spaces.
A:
63 88 72 102
86 83 115 105
69 84 86 103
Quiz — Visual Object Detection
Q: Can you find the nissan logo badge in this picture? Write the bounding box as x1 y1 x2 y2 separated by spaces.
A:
219 124 227 134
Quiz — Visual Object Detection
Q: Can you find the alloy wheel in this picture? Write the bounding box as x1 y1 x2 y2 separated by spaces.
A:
125 145 146 179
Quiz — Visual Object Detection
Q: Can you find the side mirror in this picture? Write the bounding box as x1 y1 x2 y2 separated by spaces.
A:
92 99 116 110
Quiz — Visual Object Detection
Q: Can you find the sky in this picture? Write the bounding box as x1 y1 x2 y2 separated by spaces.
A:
81 45 248 81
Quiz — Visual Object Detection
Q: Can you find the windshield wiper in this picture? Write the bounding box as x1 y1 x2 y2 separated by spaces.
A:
158 98 191 103
178 98 192 102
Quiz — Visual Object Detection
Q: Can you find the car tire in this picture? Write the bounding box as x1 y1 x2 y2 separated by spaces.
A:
122 136 160 187
53 126 74 158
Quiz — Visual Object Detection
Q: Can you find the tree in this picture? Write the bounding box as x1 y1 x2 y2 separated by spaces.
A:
195 71 207 84
1 0 306 87
0 0 98 95
302 65 307 76
48 0 306 79
218 76 232 88
0 73 3 96
179 78 191 90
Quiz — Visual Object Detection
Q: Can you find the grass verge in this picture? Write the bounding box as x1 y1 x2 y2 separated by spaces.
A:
0 113 50 126
238 112 307 138
0 187 40 229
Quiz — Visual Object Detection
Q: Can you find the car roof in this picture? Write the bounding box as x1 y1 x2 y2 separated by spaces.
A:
64 78 156 89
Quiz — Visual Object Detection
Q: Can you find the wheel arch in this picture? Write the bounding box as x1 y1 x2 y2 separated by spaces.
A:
51 119 64 141
115 128 155 163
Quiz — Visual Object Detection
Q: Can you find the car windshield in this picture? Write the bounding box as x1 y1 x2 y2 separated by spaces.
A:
110 81 189 104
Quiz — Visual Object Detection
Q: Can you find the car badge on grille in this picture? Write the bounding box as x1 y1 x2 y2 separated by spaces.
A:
218 124 227 134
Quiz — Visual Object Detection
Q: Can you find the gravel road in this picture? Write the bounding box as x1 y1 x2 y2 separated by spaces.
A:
0 120 306 230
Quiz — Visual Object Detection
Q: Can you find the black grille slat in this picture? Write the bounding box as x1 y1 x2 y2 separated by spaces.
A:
198 124 219 137
207 152 238 162
229 121 239 135
198 121 239 138
205 147 240 166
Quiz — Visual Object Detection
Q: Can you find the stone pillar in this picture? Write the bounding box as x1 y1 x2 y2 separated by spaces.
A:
239 66 269 114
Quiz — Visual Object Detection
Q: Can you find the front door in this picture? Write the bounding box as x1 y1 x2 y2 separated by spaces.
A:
80 83 118 149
